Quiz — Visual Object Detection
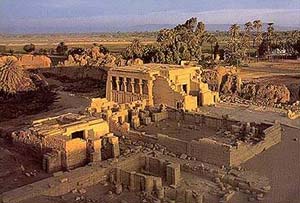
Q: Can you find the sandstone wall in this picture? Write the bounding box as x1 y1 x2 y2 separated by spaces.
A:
153 76 185 108
230 124 281 166
63 139 87 169
191 139 231 166
0 154 142 203
168 110 238 130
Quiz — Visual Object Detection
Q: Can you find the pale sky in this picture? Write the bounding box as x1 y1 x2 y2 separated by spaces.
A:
0 0 300 33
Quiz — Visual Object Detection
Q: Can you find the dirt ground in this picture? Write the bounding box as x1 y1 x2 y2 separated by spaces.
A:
239 60 300 80
0 138 50 194
229 126 300 203
22 183 142 203
137 119 217 141
237 60 300 103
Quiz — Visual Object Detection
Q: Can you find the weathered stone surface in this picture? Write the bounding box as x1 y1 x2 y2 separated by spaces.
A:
19 54 51 69
241 83 290 105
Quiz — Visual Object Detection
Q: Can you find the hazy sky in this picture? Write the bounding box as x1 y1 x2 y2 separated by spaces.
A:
0 0 300 33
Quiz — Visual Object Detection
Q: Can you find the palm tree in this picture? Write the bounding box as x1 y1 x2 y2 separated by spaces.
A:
253 20 263 49
244 22 253 61
229 24 241 52
267 23 275 54
123 39 144 60
207 34 218 59
0 56 34 94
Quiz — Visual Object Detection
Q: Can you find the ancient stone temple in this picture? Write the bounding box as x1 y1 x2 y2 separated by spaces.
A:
106 63 219 111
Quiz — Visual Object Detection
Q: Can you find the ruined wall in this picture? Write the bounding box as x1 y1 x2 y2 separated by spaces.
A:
11 131 65 161
153 76 185 108
43 151 62 173
157 134 189 155
190 139 231 166
230 124 281 166
63 139 87 170
127 111 279 167
0 154 143 203
168 110 238 130
62 120 109 140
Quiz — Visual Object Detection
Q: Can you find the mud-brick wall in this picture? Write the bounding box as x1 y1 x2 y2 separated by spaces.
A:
230 124 282 166
190 139 231 166
37 66 108 80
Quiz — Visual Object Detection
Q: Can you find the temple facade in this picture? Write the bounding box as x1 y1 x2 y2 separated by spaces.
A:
106 63 219 111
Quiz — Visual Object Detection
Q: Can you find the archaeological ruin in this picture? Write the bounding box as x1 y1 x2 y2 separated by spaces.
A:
0 60 283 202
106 62 219 110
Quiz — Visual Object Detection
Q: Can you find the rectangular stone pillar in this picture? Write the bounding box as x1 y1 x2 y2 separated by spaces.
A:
108 136 120 158
166 163 181 186
129 172 136 191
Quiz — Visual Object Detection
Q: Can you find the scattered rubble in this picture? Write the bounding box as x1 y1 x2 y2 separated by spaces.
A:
60 45 118 67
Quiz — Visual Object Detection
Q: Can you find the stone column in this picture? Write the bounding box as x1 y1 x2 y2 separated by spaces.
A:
147 79 154 106
123 77 127 92
115 167 121 184
116 76 120 91
139 79 143 95
130 78 135 94
106 75 113 101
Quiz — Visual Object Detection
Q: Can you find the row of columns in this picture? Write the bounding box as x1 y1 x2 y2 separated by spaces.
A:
111 76 150 95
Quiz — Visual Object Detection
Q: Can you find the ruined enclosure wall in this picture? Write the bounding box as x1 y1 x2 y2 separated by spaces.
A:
127 131 230 166
168 110 238 130
0 154 143 203
230 124 281 166
191 139 231 166
157 134 189 155
37 66 107 81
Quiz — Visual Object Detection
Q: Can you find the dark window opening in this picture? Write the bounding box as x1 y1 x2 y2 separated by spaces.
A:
71 130 84 139
112 76 117 90
176 102 183 109
182 84 187 93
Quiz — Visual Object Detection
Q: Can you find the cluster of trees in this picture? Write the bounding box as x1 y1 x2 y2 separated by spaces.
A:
22 41 69 55
225 20 265 65
226 21 300 65
16 18 300 67
123 18 217 64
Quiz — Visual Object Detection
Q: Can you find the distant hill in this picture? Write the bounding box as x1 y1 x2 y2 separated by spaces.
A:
1 23 299 35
